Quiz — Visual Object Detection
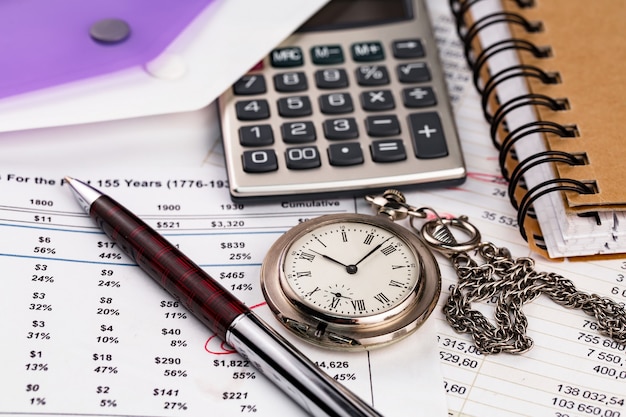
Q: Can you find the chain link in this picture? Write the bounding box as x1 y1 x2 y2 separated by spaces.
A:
444 242 626 354
366 189 626 355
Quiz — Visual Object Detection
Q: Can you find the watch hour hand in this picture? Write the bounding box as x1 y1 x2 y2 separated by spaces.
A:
310 250 349 268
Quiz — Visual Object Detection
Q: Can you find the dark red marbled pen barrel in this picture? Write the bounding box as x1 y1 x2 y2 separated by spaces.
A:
90 195 247 340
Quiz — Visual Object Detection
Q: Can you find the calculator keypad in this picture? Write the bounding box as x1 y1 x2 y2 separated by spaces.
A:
219 0 465 200
233 39 448 173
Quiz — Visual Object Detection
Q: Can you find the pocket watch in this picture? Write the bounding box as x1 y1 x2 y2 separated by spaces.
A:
260 190 441 350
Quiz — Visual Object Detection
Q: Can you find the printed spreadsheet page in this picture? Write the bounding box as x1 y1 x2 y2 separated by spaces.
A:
0 1 624 416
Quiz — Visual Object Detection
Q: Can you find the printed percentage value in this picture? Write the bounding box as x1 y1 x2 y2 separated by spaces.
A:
29 397 47 406
230 283 253 291
96 336 119 344
164 402 188 410
99 252 123 260
240 405 257 413
25 363 49 371
333 373 356 381
99 280 121 288
233 371 256 380
230 253 252 261
33 247 56 255
32 275 55 283
97 308 120 316
26 332 51 340
171 340 188 347
164 369 188 377
164 312 187 319
100 399 118 407
94 366 118 374
29 304 52 311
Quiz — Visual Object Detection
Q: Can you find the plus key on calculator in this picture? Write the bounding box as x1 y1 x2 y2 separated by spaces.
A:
218 0 466 201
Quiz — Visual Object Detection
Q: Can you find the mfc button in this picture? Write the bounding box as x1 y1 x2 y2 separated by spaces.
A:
407 112 449 159
271 47 304 67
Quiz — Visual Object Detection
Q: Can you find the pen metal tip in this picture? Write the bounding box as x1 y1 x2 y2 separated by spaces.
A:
64 176 102 213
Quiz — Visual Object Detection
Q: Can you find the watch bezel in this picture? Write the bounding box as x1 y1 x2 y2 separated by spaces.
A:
260 213 441 350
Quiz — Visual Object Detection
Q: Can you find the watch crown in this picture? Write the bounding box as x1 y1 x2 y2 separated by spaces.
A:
382 189 406 204
367 189 417 221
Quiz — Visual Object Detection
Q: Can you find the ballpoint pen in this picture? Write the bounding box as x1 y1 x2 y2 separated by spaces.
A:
64 176 384 417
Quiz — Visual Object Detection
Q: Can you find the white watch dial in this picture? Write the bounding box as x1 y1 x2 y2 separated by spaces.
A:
282 221 419 317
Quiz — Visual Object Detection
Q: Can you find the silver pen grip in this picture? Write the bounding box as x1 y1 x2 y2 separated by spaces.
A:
226 312 384 417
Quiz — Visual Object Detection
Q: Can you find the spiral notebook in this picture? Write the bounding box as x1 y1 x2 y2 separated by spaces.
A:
452 0 626 259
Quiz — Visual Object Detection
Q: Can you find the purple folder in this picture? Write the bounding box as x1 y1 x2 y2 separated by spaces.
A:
0 0 214 99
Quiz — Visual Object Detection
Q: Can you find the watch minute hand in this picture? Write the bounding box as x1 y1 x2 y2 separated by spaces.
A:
355 236 393 266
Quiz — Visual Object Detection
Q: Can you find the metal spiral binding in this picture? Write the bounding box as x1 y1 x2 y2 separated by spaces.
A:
450 0 597 243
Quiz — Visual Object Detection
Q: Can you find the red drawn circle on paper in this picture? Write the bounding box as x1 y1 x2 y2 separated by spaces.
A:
203 301 267 355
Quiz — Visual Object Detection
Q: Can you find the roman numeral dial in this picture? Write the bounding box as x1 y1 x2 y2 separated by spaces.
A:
282 220 419 316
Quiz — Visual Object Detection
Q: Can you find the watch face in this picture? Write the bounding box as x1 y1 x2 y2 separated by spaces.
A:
260 213 441 350
281 220 419 318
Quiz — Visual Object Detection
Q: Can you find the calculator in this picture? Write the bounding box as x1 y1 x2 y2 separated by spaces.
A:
218 0 465 201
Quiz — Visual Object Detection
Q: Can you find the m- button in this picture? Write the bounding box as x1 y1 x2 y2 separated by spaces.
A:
407 112 449 158
311 44 344 65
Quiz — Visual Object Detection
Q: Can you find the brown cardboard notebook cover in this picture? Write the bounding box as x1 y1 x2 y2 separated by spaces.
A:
503 0 626 212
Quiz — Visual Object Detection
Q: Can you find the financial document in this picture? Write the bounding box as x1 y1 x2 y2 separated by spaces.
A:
0 1 624 417
0 168 447 416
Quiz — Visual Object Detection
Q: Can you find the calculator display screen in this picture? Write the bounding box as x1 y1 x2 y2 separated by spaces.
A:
298 0 412 32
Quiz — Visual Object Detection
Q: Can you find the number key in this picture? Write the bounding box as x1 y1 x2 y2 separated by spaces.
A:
235 99 270 120
323 118 359 140
319 93 354 114
274 72 308 92
281 122 316 143
239 125 274 146
278 96 313 117
285 146 321 170
233 74 267 95
242 150 278 172
315 68 349 89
